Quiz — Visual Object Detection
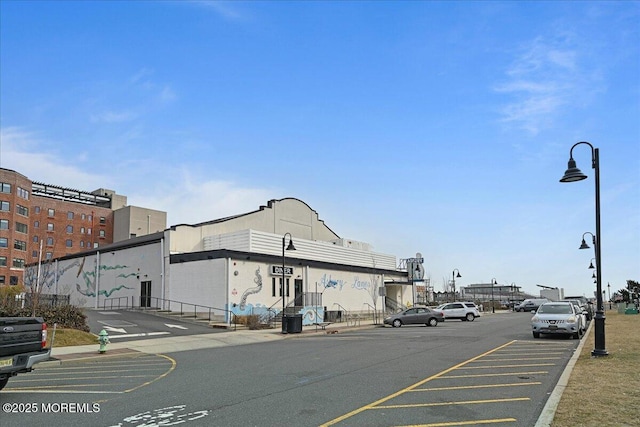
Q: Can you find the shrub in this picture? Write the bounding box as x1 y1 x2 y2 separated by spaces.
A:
0 303 89 332
234 314 266 330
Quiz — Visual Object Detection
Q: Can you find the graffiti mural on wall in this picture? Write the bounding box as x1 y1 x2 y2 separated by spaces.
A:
24 259 82 291
76 262 134 297
320 274 346 291
239 267 262 310
23 257 137 303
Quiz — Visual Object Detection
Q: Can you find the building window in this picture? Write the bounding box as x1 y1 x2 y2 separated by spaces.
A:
46 237 54 246
0 276 5 285
45 252 52 260
0 238 7 248
17 205 28 216
34 220 39 228
10 276 18 285
33 235 39 243
0 201 9 211
66 239 72 248
88 215 92 222
48 208 55 217
81 213 86 220
99 217 106 225
80 227 85 234
80 241 85 248
0 183 11 193
32 251 38 258
0 257 6 267
35 206 41 214
67 211 74 220
273 277 290 297
99 230 105 238
87 228 92 235
17 187 29 200
93 242 98 248
16 222 28 233
66 225 73 233
14 240 27 251
12 258 25 268
0 219 8 229
47 223 54 231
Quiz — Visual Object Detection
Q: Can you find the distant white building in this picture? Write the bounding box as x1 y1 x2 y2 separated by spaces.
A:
26 198 410 325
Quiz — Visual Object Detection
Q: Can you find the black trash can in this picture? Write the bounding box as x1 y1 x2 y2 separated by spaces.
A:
285 314 303 334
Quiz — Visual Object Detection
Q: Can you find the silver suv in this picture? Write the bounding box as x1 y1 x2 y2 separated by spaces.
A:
434 302 480 321
531 301 584 339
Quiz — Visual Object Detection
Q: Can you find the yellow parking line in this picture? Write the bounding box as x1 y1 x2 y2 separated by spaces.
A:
393 418 517 426
470 357 562 361
440 371 548 379
125 354 176 393
412 382 542 392
319 341 518 427
457 363 555 369
375 397 530 409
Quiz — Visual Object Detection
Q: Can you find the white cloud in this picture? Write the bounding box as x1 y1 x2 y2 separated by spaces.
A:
188 0 247 21
0 127 109 189
1 126 277 226
90 110 138 123
128 168 278 226
495 31 598 135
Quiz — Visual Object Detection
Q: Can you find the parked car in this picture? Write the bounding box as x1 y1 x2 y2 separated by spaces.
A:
531 301 584 339
515 298 550 312
561 299 589 331
433 302 480 321
564 296 593 320
384 307 444 327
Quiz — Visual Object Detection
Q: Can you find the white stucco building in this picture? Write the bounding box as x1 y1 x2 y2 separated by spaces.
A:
26 198 414 325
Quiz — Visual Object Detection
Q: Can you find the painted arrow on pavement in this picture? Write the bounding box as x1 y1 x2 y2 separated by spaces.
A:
165 324 188 330
103 326 128 334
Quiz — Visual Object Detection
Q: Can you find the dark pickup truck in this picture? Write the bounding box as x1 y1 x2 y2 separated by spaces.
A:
0 317 51 391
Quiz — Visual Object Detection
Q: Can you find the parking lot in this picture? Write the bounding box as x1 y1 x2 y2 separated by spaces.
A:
3 351 175 394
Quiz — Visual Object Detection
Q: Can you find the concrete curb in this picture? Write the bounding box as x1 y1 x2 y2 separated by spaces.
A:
534 319 593 427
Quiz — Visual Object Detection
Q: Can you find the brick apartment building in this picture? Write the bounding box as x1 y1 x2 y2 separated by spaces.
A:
0 168 166 287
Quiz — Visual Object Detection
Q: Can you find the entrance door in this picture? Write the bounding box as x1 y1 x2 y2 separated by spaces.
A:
294 279 303 306
140 281 152 308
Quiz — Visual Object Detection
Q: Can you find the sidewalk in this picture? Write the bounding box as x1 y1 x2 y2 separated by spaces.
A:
45 318 376 363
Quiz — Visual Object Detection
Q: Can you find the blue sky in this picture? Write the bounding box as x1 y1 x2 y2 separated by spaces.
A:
1 1 638 298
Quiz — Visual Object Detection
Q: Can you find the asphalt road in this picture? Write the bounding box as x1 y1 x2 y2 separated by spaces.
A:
82 308 222 341
1 311 582 427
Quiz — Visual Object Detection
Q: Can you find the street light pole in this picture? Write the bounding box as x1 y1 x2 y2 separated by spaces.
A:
281 232 296 334
560 141 608 356
491 278 496 313
452 269 461 303
608 282 611 309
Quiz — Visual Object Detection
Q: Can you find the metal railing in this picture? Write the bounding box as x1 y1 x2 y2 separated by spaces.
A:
102 296 237 330
362 302 379 325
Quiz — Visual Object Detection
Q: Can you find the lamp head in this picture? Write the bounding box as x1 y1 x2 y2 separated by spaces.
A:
560 158 588 182
286 240 296 251
588 260 595 269
579 239 590 250
455 271 462 278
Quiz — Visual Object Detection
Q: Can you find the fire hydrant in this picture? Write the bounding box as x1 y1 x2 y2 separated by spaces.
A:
98 329 110 353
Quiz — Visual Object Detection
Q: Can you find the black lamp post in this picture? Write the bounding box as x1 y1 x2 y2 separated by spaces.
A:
607 282 611 309
281 233 296 334
491 278 497 313
560 141 608 356
452 269 461 302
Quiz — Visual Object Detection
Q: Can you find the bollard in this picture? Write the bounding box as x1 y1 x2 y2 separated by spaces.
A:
98 329 110 353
